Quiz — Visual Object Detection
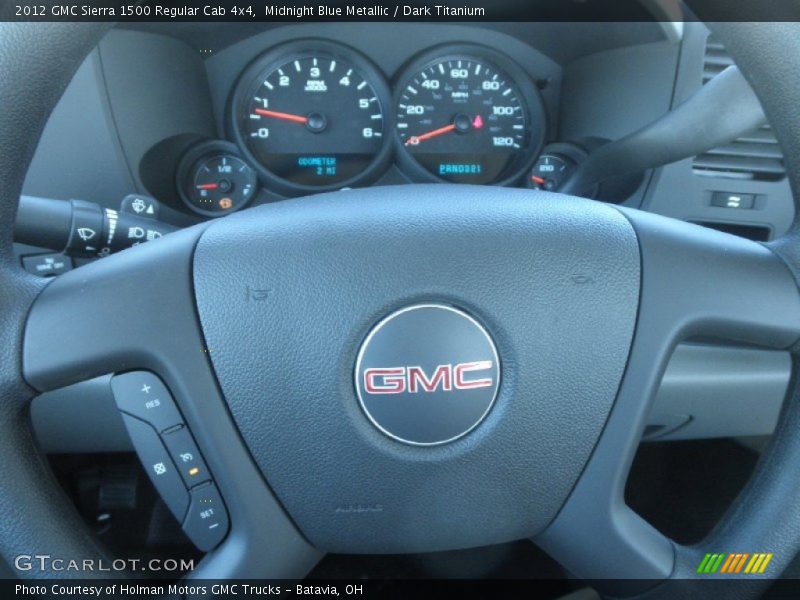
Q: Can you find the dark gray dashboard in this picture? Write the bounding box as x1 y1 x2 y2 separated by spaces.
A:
25 21 681 214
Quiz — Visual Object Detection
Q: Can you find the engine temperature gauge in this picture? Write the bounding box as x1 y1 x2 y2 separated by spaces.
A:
528 153 574 191
178 143 258 217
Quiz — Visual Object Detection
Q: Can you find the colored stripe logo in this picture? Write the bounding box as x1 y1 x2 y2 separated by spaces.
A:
697 553 773 574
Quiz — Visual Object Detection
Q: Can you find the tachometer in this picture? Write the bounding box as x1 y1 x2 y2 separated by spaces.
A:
394 46 545 185
230 41 392 195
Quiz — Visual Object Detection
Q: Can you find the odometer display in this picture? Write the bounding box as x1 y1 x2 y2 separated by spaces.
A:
395 50 544 185
231 43 391 194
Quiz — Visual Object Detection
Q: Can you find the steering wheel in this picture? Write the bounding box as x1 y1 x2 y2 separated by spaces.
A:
3 18 800 597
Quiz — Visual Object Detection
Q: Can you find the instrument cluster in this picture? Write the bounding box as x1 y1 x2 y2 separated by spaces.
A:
178 40 548 216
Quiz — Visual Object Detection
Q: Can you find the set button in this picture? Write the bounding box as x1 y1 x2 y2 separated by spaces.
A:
183 482 229 551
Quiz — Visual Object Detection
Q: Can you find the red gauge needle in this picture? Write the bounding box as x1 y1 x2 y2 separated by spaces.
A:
196 183 219 190
254 108 308 124
531 176 546 185
406 123 457 146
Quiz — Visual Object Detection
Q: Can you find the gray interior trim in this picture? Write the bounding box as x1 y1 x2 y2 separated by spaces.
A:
30 343 792 453
646 344 791 441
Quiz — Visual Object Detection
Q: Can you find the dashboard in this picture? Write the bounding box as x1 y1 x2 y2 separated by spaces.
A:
133 23 567 217
23 22 685 224
22 21 795 235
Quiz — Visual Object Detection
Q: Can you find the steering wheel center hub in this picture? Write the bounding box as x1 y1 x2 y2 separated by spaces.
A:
355 304 500 446
192 185 641 553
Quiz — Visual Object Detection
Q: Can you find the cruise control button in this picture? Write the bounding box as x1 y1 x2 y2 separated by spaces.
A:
162 426 211 488
111 371 183 433
121 414 189 522
183 482 229 551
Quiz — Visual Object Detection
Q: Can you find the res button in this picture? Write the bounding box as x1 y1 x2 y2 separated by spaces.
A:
111 371 183 433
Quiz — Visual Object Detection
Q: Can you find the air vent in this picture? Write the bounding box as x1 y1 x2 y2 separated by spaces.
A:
701 37 734 84
693 36 785 182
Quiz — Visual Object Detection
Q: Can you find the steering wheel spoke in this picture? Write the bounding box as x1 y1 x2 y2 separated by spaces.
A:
536 208 800 590
23 227 321 579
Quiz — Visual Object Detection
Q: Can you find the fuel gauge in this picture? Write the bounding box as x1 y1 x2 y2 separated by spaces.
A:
178 143 257 217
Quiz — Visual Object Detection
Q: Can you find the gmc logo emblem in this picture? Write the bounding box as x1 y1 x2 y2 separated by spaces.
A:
364 361 494 394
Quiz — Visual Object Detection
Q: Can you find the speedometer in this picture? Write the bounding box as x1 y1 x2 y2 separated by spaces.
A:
230 41 392 195
394 46 545 185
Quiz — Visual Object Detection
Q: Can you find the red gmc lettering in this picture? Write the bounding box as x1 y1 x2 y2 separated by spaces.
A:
408 365 452 393
454 361 494 389
364 368 406 394
363 362 493 395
